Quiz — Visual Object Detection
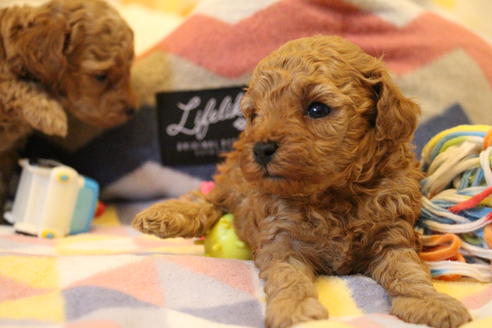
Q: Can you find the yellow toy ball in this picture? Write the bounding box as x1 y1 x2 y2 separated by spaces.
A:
204 214 252 260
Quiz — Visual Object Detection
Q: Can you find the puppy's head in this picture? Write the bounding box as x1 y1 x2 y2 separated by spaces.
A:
237 36 420 197
7 0 137 128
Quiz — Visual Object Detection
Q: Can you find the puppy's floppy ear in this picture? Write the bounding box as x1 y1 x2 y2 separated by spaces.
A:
9 9 69 87
370 70 420 143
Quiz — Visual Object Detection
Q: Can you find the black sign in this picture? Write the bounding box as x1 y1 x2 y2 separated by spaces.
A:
156 86 246 166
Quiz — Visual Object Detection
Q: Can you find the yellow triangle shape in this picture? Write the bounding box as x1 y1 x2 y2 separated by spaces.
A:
0 291 64 322
295 321 357 328
316 276 362 317
433 0 456 9
0 256 57 289
462 318 492 328
433 280 489 300
92 206 121 227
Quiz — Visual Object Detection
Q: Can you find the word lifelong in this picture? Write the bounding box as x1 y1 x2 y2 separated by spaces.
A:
166 92 245 140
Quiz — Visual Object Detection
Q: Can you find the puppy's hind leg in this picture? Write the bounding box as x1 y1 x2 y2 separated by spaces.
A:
132 190 223 238
366 224 471 328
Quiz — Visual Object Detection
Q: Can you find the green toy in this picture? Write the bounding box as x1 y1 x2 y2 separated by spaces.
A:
203 214 252 260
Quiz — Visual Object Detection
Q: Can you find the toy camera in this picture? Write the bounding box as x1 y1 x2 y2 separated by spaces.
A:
4 159 99 238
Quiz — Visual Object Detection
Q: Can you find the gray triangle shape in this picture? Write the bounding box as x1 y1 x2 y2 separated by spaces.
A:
343 275 391 314
63 286 157 320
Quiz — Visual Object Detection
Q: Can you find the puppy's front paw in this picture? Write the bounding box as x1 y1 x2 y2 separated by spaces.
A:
266 297 328 328
391 293 471 328
22 100 67 137
132 200 201 239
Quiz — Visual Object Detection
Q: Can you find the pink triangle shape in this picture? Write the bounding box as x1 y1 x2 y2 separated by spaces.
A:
69 258 164 306
0 274 51 302
66 320 121 328
462 285 492 309
91 226 132 237
161 255 256 295
5 234 55 246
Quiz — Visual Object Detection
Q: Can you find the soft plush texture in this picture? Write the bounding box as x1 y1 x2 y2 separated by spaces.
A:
0 204 491 328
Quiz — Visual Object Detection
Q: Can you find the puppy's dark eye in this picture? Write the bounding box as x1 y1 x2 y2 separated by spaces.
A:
249 112 257 122
307 102 332 119
94 74 108 82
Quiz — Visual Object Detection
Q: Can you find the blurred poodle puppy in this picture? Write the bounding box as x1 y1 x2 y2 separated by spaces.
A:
0 0 137 216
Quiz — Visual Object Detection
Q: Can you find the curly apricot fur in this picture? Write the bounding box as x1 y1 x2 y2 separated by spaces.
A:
133 36 471 328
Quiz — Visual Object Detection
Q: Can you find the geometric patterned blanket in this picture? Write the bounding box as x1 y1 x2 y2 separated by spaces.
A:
1 205 491 328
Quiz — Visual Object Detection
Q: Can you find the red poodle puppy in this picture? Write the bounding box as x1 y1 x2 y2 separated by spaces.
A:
133 36 471 328
0 0 136 213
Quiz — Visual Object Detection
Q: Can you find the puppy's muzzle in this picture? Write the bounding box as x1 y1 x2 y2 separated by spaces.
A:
124 107 137 117
253 141 278 167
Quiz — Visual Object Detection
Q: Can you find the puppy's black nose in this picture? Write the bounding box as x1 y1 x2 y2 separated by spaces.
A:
253 141 278 166
124 107 136 117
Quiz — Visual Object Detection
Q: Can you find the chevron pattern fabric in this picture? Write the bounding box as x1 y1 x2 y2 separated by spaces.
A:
1 204 491 328
135 0 492 126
